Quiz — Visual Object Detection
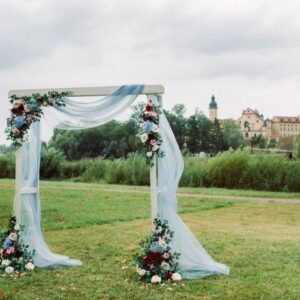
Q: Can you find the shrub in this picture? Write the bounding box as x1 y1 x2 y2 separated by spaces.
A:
0 154 15 178
40 147 65 179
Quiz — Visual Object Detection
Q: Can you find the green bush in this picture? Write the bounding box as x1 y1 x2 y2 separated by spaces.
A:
0 154 15 178
2 148 300 192
40 147 66 179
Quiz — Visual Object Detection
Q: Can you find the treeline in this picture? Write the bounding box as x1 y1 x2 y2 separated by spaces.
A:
47 103 244 160
1 150 300 192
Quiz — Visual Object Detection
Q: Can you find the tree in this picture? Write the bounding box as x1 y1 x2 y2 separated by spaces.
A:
293 135 300 159
186 112 212 154
250 134 267 149
222 120 244 150
164 104 187 148
209 119 226 155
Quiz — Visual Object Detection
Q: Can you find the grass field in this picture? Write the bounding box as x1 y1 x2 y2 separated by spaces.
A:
0 179 299 299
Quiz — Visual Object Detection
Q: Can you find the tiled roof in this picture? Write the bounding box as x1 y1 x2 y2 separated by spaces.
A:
272 116 300 123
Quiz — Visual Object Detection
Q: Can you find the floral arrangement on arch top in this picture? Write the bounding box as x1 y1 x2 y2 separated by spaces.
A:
140 99 164 166
6 91 71 148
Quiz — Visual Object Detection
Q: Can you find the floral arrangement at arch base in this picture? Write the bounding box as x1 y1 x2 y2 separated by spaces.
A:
0 216 35 275
6 91 71 148
133 218 182 283
140 100 164 166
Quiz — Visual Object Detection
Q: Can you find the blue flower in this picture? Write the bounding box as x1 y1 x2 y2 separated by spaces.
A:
143 120 153 134
2 237 12 249
13 116 26 129
149 241 164 253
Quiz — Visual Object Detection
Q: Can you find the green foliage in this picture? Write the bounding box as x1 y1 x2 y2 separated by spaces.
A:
267 138 277 148
0 154 15 178
40 147 66 179
293 135 300 159
209 119 226 155
251 134 267 149
164 104 187 148
222 119 244 149
186 113 212 154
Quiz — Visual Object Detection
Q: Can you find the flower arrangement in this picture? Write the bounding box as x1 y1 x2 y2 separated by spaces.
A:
140 100 164 166
0 216 35 275
6 91 71 148
133 218 182 283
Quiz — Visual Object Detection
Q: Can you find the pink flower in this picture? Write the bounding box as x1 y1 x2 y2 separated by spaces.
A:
150 140 157 146
12 127 20 136
6 246 14 255
149 111 157 118
163 252 170 259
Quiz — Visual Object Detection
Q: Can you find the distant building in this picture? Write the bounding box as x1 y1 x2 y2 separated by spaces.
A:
236 109 300 139
271 116 300 137
207 96 300 139
208 95 218 122
236 108 271 139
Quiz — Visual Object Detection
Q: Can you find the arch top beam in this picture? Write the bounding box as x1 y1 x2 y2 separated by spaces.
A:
8 84 164 97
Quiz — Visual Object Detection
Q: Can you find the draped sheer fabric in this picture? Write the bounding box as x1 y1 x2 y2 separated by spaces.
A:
14 85 229 277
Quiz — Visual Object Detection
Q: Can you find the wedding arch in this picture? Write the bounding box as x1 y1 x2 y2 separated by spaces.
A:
8 84 229 279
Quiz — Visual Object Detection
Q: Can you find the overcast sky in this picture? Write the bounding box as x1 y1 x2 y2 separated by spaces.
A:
1 0 300 144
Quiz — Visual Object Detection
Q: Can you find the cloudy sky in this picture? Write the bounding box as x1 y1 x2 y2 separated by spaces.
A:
1 0 300 144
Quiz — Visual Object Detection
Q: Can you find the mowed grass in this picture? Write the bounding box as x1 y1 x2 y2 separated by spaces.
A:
0 180 299 299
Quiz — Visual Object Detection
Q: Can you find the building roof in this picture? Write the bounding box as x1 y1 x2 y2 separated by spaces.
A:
209 95 218 109
272 116 300 123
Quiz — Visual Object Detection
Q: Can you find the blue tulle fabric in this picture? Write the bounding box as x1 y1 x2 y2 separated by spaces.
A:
13 85 229 277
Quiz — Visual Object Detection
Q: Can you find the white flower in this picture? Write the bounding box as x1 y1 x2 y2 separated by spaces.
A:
158 238 167 249
138 269 146 276
155 226 162 234
152 145 159 152
141 133 149 143
151 275 162 284
163 233 171 240
5 266 14 274
24 104 32 112
13 100 23 109
146 151 153 158
18 257 23 262
152 124 159 132
16 138 22 143
14 224 20 231
172 272 182 281
9 233 17 241
1 259 11 266
25 262 34 271
161 261 170 270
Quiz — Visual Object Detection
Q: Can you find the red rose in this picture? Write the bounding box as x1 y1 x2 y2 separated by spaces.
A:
0 290 4 298
166 272 173 280
145 252 163 267
145 105 152 112
37 98 44 105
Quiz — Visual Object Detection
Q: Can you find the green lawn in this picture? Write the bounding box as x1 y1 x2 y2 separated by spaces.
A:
0 180 299 299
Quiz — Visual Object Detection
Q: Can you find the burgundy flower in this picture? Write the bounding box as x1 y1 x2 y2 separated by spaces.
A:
37 98 44 105
145 252 163 267
166 272 173 280
145 105 152 112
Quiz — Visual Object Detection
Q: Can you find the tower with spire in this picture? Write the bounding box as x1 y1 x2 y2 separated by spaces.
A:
209 94 218 122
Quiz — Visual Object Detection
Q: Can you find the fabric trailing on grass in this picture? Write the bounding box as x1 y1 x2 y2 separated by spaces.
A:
14 85 229 277
158 99 229 279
